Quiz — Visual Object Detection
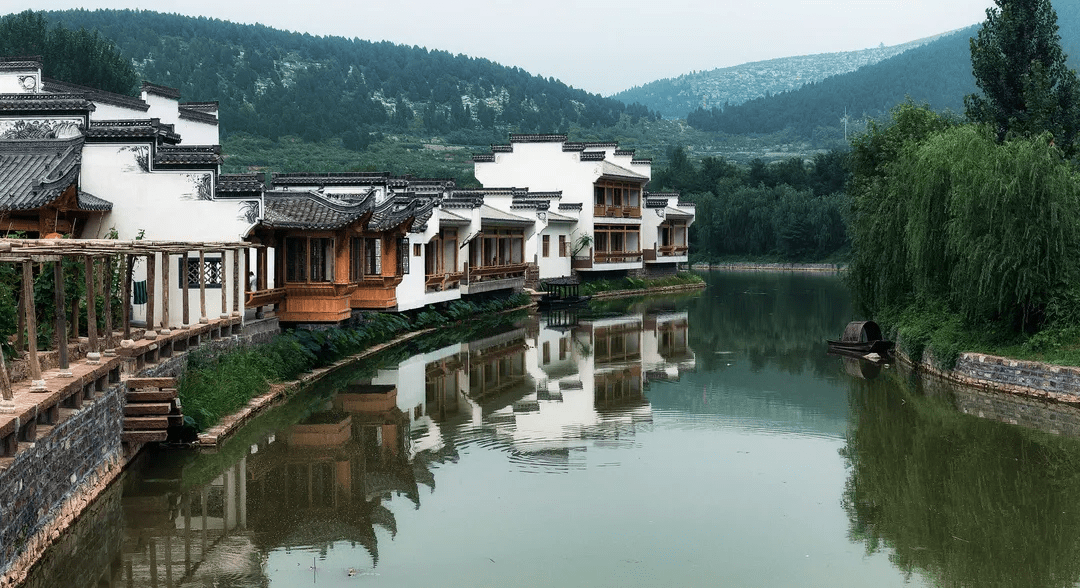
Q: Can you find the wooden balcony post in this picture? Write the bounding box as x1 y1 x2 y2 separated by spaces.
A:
103 256 114 355
181 252 190 328
233 248 241 316
122 254 134 343
23 262 44 391
257 246 267 290
53 260 72 377
220 251 229 319
84 255 100 363
145 252 157 339
161 252 171 334
199 250 208 323
16 293 24 353
0 348 13 409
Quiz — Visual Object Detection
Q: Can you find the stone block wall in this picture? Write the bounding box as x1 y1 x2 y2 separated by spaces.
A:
0 382 124 583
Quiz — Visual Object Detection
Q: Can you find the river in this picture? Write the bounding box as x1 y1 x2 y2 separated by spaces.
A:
20 271 1080 588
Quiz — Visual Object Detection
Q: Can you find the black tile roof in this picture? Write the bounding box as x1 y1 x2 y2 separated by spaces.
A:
509 133 567 143
42 78 149 112
0 56 42 71
583 141 618 148
217 173 264 195
472 153 496 163
631 158 652 165
645 198 668 209
372 194 437 233
178 107 218 125
614 149 635 156
580 151 606 162
0 137 110 212
180 101 218 112
272 172 392 187
491 144 513 153
561 142 585 152
84 119 181 144
259 190 435 233
153 145 222 168
0 93 94 114
558 203 583 211
141 82 181 99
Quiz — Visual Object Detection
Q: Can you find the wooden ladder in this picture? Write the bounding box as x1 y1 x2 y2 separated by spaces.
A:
123 377 183 443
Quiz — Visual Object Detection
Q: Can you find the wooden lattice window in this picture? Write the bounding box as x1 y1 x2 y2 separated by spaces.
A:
181 255 222 289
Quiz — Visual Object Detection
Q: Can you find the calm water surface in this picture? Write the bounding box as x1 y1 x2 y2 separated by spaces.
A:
23 272 1080 587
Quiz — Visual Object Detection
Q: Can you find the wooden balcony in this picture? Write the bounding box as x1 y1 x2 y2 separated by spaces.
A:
245 287 286 308
594 250 643 264
468 262 528 281
425 271 465 292
351 276 401 310
658 245 689 257
593 205 642 219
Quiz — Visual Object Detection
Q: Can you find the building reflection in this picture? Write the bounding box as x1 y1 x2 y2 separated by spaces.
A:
31 306 694 587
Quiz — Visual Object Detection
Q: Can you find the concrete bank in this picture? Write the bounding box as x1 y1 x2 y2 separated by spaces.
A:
692 262 844 272
590 282 706 300
195 303 537 448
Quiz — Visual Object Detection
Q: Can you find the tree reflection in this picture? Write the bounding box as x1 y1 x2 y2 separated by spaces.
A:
843 373 1080 588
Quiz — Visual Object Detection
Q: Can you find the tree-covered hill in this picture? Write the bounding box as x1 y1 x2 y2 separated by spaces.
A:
684 0 1080 142
611 34 944 120
38 9 656 146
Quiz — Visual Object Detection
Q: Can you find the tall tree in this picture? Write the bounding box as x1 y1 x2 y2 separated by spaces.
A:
965 0 1080 156
0 10 138 95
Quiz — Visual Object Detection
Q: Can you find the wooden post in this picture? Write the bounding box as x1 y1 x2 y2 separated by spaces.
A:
103 256 114 353
199 250 208 323
23 262 43 390
84 255 99 361
0 348 13 408
16 293 24 353
123 254 133 341
70 296 78 341
161 252 171 333
257 246 267 290
181 253 190 327
232 248 240 316
145 253 157 339
220 251 229 318
53 260 71 376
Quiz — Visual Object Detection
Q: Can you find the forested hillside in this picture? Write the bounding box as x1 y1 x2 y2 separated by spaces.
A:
686 0 1080 143
612 35 941 120
41 9 656 146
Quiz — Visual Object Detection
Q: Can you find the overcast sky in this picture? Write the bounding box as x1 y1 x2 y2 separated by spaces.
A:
9 0 996 96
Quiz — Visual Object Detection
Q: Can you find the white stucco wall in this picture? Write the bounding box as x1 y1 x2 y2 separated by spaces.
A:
175 119 219 146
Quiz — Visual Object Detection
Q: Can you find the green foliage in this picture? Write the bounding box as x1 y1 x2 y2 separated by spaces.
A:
966 0 1080 156
0 11 137 94
579 272 703 296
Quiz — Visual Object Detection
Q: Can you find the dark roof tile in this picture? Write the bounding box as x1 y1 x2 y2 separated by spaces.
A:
153 145 222 168
0 93 94 113
0 137 111 212
42 78 149 112
178 107 218 125
141 82 181 99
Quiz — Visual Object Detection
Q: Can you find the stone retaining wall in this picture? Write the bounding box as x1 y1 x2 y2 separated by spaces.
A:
907 349 1080 406
692 262 845 272
590 282 706 300
0 382 124 586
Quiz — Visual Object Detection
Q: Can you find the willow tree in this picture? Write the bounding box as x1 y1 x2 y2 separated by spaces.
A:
965 0 1080 156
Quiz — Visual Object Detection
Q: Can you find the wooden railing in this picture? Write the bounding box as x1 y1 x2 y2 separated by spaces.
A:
658 245 689 257
593 205 642 218
571 256 593 269
468 262 528 281
425 271 465 292
245 287 286 308
595 250 643 264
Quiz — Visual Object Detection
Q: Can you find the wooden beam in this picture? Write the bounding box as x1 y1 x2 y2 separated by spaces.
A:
145 253 156 338
123 254 133 340
199 250 207 323
104 256 114 351
84 255 98 354
161 252 170 331
22 262 42 386
0 342 12 402
53 260 70 373
181 253 190 327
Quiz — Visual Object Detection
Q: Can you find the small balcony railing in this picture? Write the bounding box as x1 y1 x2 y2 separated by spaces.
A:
593 205 642 219
425 271 465 292
594 250 643 264
467 262 528 282
658 245 689 257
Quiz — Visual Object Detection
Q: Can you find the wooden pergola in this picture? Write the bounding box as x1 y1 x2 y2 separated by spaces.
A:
0 238 259 405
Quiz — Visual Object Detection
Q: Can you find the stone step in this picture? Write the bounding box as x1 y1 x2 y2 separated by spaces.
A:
125 377 177 389
127 389 177 402
122 430 168 443
124 416 169 431
124 403 173 416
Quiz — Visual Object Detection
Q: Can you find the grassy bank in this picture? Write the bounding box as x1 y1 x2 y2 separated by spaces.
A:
579 272 703 297
178 293 531 432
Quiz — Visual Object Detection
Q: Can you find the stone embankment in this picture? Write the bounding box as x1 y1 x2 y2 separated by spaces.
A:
692 262 844 272
590 282 706 300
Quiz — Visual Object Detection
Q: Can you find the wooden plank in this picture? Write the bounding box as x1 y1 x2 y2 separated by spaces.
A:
125 377 177 389
122 430 167 443
124 403 173 416
22 262 41 382
123 416 169 430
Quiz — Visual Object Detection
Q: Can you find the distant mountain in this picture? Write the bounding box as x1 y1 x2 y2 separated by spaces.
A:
39 9 656 146
684 0 1080 143
611 35 948 120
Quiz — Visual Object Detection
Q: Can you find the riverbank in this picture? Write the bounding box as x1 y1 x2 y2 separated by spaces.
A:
692 262 845 272
590 281 706 300
195 302 535 448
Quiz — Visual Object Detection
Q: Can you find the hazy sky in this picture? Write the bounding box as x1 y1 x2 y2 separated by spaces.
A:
9 0 997 95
